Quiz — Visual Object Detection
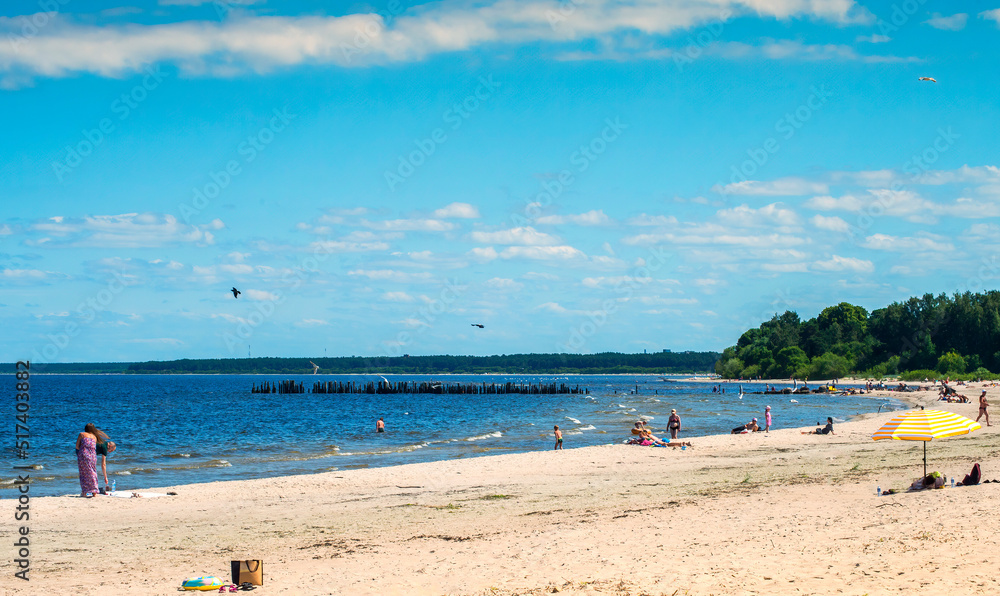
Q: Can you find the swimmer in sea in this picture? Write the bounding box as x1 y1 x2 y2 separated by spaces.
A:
376 417 385 433
554 425 563 450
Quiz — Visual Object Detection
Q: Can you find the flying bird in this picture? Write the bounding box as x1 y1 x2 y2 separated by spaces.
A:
231 287 241 299
918 77 937 83
471 323 485 328
309 361 319 374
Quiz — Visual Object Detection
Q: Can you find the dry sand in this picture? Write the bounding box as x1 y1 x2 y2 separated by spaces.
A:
5 385 1000 595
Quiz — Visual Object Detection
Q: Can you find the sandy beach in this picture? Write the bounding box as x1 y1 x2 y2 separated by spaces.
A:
6 385 1000 595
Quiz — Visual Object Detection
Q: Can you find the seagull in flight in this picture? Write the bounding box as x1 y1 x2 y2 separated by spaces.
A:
309 361 319 374
231 287 241 299
918 77 937 83
471 323 485 328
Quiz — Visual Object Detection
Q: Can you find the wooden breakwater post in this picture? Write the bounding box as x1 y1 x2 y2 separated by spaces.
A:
251 380 305 394
261 380 590 395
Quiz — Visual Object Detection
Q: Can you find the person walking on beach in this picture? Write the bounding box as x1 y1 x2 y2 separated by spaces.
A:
376 417 385 433
764 405 772 432
976 391 991 426
553 425 563 450
75 423 107 498
668 409 681 439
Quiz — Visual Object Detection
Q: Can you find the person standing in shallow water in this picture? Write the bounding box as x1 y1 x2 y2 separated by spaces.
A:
553 425 563 450
667 409 681 439
376 417 385 433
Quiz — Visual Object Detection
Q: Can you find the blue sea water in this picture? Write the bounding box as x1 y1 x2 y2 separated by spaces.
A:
2 374 905 497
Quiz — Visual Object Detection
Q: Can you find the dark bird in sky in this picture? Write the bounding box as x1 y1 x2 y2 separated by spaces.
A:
471 323 484 328
231 287 241 298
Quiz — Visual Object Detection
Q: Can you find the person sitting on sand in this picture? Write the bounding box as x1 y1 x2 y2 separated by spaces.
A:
631 422 667 445
802 417 834 435
731 419 759 434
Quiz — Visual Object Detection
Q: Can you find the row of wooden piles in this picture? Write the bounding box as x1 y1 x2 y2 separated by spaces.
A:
253 380 588 395
251 380 305 394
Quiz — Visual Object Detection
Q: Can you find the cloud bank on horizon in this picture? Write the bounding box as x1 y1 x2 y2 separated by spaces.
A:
1 0 998 363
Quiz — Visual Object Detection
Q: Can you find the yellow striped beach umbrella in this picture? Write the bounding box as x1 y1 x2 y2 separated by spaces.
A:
872 409 981 476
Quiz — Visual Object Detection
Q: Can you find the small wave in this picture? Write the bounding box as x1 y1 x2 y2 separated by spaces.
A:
464 431 502 441
166 453 192 459
565 417 581 424
579 424 596 431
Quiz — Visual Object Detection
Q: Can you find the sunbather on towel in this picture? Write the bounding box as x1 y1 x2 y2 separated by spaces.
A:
909 472 945 491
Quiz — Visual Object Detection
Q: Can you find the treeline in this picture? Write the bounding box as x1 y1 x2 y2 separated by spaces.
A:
716 291 1000 380
126 351 720 375
13 362 132 374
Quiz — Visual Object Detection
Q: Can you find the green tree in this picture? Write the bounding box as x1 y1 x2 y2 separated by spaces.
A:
809 352 850 379
936 351 966 375
773 346 809 378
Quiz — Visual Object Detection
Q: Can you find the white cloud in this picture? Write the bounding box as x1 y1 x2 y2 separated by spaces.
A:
714 177 828 196
399 318 431 328
536 302 569 314
924 13 968 31
535 209 611 226
433 202 480 219
362 218 454 232
810 214 850 232
861 233 954 253
499 245 587 261
383 291 415 302
762 262 808 273
470 226 559 246
347 269 434 283
244 289 280 301
805 194 865 211
28 213 216 247
806 188 1000 223
295 318 329 327
0 1 874 86
856 34 890 43
716 203 800 227
0 224 12 235
2 268 49 279
705 39 913 63
626 214 678 227
811 255 874 273
624 222 807 248
982 9 1000 25
467 246 499 262
483 277 524 291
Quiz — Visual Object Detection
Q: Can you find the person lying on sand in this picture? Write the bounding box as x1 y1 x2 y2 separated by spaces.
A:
731 419 760 434
802 417 834 435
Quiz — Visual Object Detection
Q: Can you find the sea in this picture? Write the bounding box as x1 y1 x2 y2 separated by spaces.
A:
2 374 906 497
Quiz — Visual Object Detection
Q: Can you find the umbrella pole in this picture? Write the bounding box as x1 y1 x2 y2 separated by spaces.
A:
923 441 927 477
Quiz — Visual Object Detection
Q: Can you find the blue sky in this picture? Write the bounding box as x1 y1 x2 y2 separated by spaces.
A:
2 0 999 363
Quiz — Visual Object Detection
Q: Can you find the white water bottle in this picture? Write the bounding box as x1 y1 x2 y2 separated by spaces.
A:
111 480 116 493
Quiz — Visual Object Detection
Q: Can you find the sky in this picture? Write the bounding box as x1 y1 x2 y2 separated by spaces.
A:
2 0 999 364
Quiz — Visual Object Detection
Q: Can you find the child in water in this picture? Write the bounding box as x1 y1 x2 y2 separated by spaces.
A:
554 425 563 450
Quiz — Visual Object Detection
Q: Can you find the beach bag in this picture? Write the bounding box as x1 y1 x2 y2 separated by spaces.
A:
181 576 225 591
962 463 981 486
231 560 264 585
